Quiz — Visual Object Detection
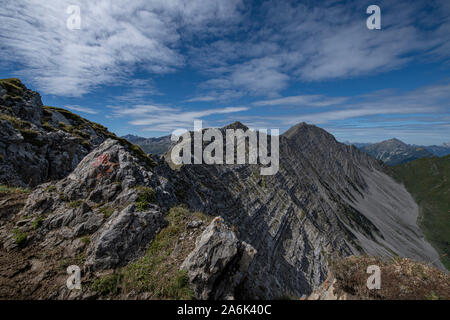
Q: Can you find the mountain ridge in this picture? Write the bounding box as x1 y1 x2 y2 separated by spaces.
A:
0 79 446 300
358 138 434 165
344 138 450 164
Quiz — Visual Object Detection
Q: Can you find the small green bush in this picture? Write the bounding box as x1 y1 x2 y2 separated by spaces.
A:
68 200 83 208
13 228 27 247
135 186 156 212
81 236 90 245
99 206 115 218
41 122 55 132
32 216 44 230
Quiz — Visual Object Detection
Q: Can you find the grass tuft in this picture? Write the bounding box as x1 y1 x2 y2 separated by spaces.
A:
0 185 30 194
91 206 211 299
13 228 27 247
135 186 156 212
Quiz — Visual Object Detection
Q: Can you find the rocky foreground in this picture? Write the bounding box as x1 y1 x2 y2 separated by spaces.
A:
0 79 448 299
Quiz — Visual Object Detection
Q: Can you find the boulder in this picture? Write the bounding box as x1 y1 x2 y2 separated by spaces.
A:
181 217 257 300
86 204 166 270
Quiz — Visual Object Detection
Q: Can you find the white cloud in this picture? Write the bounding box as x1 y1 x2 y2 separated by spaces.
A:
0 0 243 96
188 0 450 96
2 0 450 103
185 96 217 102
232 82 450 143
65 105 98 114
110 104 248 131
253 95 348 107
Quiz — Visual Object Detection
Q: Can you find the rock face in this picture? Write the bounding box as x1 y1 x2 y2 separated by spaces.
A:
0 80 445 300
3 139 172 271
86 204 166 270
181 217 257 300
0 79 114 187
169 122 444 298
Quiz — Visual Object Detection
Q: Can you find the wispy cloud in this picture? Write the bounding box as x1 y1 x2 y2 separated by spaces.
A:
0 0 243 96
2 0 449 99
185 96 217 103
231 82 450 144
253 95 348 107
110 104 248 131
189 0 450 97
65 105 98 114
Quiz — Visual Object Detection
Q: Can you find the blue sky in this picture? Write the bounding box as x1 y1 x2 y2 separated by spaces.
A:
1 0 449 145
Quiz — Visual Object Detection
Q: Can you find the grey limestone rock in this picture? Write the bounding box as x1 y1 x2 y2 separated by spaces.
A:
181 217 257 300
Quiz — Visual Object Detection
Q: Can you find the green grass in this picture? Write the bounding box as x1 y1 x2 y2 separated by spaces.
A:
13 228 27 247
99 206 115 218
390 155 450 270
32 216 44 230
0 113 31 130
0 78 23 98
91 206 209 299
121 206 200 299
135 186 156 212
19 128 45 147
331 256 449 300
45 185 57 192
42 106 156 169
91 273 123 295
68 200 83 208
81 236 90 245
0 185 30 194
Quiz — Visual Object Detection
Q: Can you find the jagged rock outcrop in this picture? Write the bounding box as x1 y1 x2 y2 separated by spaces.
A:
181 217 257 300
86 204 166 270
1 139 173 277
0 79 115 187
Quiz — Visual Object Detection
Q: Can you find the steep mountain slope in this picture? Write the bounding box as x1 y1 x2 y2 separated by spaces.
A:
0 80 445 299
122 134 172 155
390 155 450 269
166 122 444 298
359 138 434 165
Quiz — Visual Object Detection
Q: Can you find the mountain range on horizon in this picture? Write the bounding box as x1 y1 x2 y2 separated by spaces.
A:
124 133 450 166
0 79 448 300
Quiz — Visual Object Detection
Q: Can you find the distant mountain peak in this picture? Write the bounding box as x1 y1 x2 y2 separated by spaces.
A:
223 121 249 131
360 138 434 165
382 138 407 146
282 122 321 139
